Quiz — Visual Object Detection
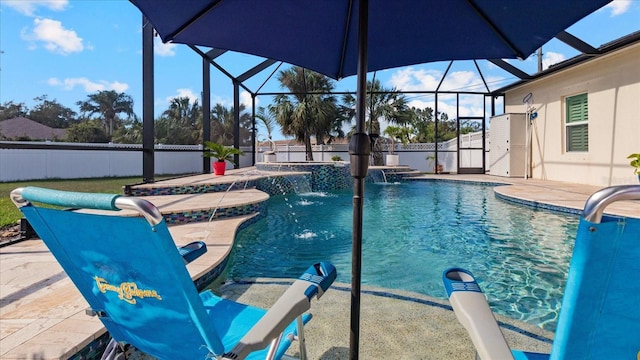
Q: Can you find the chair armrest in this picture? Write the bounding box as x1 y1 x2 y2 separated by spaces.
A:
13 187 164 226
443 268 514 360
224 262 336 359
13 187 120 210
178 241 207 264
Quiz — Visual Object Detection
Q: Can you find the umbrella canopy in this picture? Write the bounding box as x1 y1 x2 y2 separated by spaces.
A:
129 1 611 358
131 0 608 80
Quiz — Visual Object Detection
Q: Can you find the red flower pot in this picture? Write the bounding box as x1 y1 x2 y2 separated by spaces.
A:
213 161 226 175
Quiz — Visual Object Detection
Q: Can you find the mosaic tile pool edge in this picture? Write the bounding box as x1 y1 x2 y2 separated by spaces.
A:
126 181 258 196
162 202 264 225
126 165 417 197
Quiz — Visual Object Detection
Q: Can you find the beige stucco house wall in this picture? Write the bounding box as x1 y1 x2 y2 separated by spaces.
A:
501 42 640 187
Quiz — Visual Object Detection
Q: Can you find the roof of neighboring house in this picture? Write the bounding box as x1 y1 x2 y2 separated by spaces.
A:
492 30 640 94
0 117 68 140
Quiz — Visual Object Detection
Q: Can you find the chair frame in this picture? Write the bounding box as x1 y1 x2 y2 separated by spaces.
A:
11 186 336 360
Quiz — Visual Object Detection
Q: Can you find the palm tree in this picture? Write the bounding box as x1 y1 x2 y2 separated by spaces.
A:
272 66 339 161
164 97 201 128
156 97 202 144
255 106 276 140
76 90 135 138
341 79 412 165
209 103 252 146
112 117 144 144
255 105 277 151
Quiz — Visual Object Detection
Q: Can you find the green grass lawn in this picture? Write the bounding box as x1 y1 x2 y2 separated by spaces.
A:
0 176 175 229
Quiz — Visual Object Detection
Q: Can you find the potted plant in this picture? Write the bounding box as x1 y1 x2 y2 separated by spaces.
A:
383 126 410 166
203 141 244 175
426 154 443 174
628 153 640 182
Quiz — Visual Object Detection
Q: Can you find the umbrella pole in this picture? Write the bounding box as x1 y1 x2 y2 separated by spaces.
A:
348 1 370 359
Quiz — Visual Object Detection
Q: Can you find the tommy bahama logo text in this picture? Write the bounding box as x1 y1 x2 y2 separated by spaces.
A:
94 276 163 304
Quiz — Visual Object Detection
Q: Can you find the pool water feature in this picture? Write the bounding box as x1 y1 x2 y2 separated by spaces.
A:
228 181 579 331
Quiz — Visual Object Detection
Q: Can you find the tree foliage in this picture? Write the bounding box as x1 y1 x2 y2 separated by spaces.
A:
409 107 456 143
65 120 110 143
152 98 253 146
255 106 276 141
156 97 202 145
29 95 77 128
1 82 475 151
76 90 135 138
341 79 412 164
208 103 253 146
112 118 144 144
272 66 340 160
0 101 29 121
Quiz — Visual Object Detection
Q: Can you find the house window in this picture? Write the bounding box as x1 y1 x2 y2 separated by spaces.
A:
565 93 588 152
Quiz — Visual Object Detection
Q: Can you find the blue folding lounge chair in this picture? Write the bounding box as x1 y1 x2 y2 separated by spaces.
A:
442 185 640 360
11 186 337 360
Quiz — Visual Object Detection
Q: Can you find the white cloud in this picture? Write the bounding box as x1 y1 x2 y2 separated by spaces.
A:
605 0 632 16
403 95 485 119
154 40 177 57
389 67 491 93
441 71 485 92
389 67 441 92
387 67 491 119
165 88 200 104
48 77 129 92
240 91 256 108
22 18 83 55
2 0 68 16
542 51 566 70
211 95 232 108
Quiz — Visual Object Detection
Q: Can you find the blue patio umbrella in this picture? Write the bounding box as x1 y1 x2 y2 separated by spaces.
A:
129 1 612 358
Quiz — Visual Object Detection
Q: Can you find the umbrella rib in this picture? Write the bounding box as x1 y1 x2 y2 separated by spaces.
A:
337 0 355 80
166 0 224 42
465 0 526 59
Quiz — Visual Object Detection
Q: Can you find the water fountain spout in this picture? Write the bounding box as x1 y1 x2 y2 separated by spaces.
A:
258 135 278 163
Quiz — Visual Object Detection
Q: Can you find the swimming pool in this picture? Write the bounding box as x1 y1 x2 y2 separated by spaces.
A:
228 181 579 331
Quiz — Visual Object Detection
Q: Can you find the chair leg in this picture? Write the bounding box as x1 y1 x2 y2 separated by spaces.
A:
100 339 128 360
266 333 284 360
296 316 307 360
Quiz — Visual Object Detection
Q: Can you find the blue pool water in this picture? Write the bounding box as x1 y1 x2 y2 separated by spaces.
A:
228 181 579 331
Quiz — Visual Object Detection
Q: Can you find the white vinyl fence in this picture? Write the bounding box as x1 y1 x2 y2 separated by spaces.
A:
1 132 490 182
1 142 199 182
259 131 490 173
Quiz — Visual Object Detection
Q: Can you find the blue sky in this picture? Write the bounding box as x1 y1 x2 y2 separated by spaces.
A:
1 0 638 140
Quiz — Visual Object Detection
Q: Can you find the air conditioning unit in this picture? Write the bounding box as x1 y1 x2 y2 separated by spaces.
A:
489 113 526 177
